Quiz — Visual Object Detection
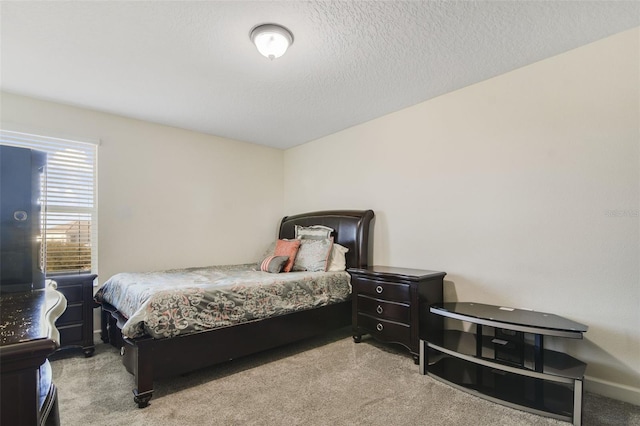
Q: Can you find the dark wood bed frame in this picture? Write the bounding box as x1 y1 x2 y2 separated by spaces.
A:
99 209 375 407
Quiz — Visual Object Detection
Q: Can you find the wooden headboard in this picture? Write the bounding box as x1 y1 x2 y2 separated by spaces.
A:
279 210 375 269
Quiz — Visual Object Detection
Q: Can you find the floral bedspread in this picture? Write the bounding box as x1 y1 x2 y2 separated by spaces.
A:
94 264 351 339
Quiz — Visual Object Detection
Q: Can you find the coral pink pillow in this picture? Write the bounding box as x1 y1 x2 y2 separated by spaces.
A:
274 239 301 272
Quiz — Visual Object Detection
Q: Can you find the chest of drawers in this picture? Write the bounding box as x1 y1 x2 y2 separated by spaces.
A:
349 266 445 363
51 273 98 357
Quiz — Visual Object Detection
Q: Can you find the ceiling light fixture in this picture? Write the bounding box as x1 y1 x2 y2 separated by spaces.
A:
250 24 294 60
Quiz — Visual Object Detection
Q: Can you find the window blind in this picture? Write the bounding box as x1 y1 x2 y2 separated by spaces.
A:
0 129 98 274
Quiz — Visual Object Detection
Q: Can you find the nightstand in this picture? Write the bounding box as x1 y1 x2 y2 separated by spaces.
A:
50 273 98 357
349 266 445 363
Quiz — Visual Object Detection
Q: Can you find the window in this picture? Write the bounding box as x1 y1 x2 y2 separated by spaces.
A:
0 129 98 274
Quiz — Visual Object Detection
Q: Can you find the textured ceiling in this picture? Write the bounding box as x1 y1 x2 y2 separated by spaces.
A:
1 1 639 149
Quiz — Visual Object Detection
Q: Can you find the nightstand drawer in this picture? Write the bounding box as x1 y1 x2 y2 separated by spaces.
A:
57 303 84 325
357 314 411 347
58 323 84 345
57 284 84 303
357 295 410 323
353 277 410 302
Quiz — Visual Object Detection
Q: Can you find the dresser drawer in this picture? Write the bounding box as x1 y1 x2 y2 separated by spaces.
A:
357 295 410 323
56 284 84 303
353 277 410 302
357 314 411 347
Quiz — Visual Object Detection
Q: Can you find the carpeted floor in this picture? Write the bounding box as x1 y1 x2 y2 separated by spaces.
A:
51 328 640 425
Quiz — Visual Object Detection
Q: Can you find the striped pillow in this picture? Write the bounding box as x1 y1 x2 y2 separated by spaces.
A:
260 255 290 273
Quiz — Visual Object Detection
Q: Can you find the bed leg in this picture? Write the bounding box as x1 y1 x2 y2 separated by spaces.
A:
100 308 109 343
124 341 154 408
133 360 154 409
133 389 153 409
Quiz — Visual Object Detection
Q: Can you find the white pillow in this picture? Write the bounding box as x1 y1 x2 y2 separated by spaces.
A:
295 225 334 240
327 243 349 272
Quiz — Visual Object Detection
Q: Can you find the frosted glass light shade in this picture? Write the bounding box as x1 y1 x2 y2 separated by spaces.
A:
250 24 294 60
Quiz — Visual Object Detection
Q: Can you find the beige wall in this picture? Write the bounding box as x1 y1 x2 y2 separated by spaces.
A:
1 92 285 283
284 28 640 404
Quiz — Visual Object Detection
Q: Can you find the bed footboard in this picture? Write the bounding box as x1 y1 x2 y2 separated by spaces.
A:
102 300 351 408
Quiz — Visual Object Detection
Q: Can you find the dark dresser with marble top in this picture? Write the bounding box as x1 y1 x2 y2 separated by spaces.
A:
0 284 66 426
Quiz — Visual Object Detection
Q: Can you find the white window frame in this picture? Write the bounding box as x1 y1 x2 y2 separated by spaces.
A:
0 125 99 275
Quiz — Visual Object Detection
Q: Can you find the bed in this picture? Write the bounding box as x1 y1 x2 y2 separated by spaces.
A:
96 209 374 408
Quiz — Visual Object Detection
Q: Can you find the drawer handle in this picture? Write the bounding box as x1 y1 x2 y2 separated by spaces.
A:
376 323 384 332
375 285 383 294
376 305 383 314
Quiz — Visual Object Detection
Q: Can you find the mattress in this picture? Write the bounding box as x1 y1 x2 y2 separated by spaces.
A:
95 263 351 339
